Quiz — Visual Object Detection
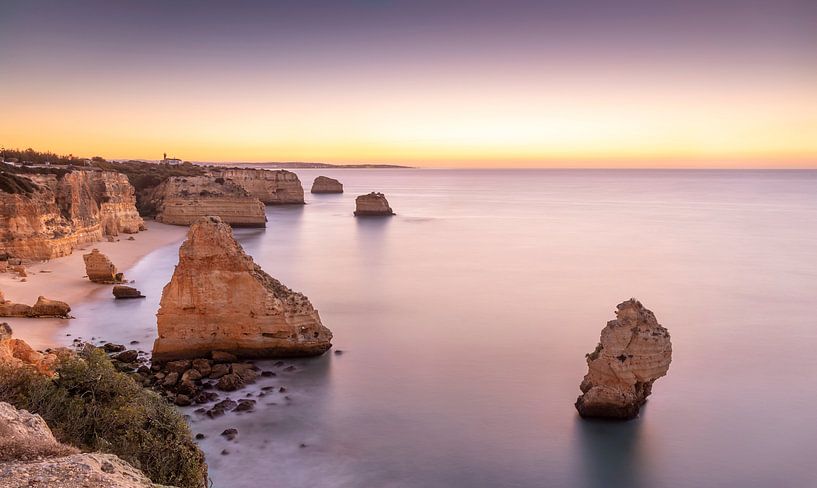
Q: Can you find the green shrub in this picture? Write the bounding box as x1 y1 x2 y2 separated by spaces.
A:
0 348 207 488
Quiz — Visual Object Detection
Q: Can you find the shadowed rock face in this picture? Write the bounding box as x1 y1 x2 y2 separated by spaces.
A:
311 176 343 194
575 299 672 419
153 216 332 362
354 192 394 216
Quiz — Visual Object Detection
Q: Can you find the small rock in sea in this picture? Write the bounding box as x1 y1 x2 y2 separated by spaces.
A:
66 333 71 336
209 363 230 379
261 386 274 391
114 350 138 363
195 433 206 440
193 408 206 415
334 349 344 355
221 449 229 456
103 343 126 353
217 373 245 392
233 399 256 412
278 387 287 393
273 361 285 368
299 443 307 449
261 370 276 377
283 366 296 372
175 394 192 406
221 428 238 441
112 285 145 299
245 392 253 397
130 340 139 345
127 236 135 241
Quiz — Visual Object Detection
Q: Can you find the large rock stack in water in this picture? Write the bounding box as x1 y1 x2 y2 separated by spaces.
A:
575 299 672 419
152 216 332 362
354 192 394 216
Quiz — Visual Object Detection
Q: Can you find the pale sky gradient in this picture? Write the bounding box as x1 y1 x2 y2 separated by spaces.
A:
1 0 815 167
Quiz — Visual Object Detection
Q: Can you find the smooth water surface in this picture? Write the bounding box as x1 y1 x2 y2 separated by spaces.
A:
61 170 817 488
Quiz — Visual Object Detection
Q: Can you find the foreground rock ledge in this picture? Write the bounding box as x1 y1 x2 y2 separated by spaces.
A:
575 299 672 419
354 192 394 216
152 216 332 362
0 402 165 488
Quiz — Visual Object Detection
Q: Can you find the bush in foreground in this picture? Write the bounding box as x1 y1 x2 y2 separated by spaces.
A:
0 347 207 488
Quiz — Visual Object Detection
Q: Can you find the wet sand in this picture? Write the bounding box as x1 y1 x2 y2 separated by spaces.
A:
0 221 187 349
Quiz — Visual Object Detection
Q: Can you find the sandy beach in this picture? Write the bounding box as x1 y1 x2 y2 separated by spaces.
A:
0 221 187 349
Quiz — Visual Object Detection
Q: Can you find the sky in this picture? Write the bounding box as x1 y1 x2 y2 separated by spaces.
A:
0 0 815 168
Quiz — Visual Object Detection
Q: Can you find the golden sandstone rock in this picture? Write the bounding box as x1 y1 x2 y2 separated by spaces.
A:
148 176 267 227
153 216 332 362
0 323 57 375
0 293 71 319
211 168 305 204
83 249 123 283
354 192 394 216
311 176 343 194
0 170 144 260
576 299 672 419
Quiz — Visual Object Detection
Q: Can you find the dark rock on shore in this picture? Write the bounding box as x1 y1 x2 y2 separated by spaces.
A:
112 285 145 299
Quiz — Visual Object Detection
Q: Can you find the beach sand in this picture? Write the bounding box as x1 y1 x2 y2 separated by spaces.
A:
0 221 187 349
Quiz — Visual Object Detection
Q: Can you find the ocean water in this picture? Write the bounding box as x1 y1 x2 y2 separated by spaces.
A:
55 170 817 487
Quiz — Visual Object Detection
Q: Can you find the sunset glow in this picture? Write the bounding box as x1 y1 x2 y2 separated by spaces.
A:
1 0 815 167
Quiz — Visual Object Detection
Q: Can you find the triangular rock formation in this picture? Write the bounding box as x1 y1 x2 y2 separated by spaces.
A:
152 216 332 362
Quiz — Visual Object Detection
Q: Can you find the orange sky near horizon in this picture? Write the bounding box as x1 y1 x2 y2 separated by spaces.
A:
1 1 815 168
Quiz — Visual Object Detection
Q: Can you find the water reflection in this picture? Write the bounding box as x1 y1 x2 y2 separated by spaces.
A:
573 414 648 488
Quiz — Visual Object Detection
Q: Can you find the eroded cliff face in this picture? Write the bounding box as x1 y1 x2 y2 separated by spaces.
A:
148 176 267 227
153 216 332 362
575 299 672 419
0 170 144 260
211 168 305 204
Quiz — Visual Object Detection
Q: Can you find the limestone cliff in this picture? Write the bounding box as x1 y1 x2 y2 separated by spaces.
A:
153 216 332 362
210 168 305 204
311 175 343 194
0 402 170 488
0 293 71 319
0 170 144 260
575 299 672 419
148 176 267 227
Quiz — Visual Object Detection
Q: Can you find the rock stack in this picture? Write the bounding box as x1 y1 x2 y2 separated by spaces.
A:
83 249 124 283
354 192 394 216
152 216 332 362
311 176 343 194
575 299 672 419
112 285 145 299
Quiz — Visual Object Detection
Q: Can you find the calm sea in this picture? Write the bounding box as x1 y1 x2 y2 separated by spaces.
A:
56 169 817 487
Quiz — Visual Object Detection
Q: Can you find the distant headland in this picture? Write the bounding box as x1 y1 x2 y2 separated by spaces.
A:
207 161 413 169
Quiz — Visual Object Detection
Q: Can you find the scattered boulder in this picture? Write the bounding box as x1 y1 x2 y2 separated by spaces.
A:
220 428 238 441
112 285 145 299
114 350 139 363
152 216 332 362
354 192 394 216
1 294 71 318
217 373 244 392
83 249 124 283
310 176 343 194
575 299 672 420
0 324 57 375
